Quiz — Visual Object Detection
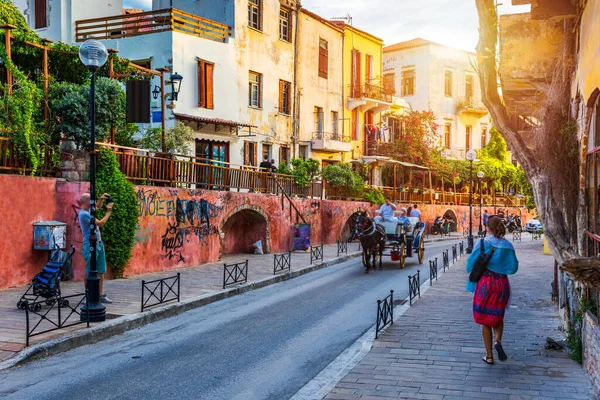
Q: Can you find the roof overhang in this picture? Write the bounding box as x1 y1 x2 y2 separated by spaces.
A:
175 113 257 137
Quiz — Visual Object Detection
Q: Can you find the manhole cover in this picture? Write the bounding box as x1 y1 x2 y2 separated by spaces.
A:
393 299 407 306
106 313 123 320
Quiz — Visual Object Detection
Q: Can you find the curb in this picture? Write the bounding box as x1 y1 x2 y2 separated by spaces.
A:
0 251 362 371
291 249 466 400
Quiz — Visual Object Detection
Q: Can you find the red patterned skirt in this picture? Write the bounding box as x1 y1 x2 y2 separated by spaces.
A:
473 270 511 327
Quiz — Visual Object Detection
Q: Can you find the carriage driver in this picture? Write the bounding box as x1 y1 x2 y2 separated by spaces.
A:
374 198 398 223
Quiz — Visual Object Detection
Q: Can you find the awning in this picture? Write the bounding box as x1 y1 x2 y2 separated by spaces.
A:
390 160 430 171
174 113 257 128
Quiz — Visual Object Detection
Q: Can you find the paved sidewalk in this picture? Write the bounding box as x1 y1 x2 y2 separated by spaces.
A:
0 243 359 363
326 240 594 400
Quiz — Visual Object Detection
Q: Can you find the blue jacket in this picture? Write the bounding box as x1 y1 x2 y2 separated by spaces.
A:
465 235 518 293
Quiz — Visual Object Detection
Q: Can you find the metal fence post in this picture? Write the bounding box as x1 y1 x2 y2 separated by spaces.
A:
141 280 145 312
177 273 181 302
390 290 394 325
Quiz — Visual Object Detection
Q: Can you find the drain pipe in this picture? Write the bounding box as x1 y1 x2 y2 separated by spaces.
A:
292 2 301 159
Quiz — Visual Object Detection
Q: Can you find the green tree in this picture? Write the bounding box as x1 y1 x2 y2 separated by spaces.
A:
96 148 138 275
289 158 321 186
322 162 365 192
48 78 138 148
138 121 195 154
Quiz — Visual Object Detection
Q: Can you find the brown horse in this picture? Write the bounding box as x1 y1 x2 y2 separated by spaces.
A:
354 212 386 273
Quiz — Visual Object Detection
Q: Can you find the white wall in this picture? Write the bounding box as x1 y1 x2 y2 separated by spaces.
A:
15 0 122 44
383 43 491 158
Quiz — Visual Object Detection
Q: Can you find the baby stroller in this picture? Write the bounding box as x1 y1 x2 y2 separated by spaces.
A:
16 245 76 312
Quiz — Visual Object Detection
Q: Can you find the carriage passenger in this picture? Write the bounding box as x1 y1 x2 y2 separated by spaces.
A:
374 198 398 223
397 208 412 231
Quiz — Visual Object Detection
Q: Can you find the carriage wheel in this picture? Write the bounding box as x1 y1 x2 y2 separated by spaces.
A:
418 236 425 264
400 244 407 269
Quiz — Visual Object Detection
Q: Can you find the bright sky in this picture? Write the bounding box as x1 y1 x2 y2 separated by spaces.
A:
123 0 530 52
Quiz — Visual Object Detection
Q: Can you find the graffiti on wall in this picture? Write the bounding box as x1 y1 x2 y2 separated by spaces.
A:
136 189 222 261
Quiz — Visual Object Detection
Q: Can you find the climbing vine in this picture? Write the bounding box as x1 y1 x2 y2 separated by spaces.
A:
96 148 138 276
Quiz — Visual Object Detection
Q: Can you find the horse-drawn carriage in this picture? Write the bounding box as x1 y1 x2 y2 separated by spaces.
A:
353 213 426 273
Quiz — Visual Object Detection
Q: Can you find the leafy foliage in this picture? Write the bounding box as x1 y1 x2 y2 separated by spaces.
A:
277 161 293 175
322 163 365 191
96 148 138 274
48 78 137 148
289 158 320 186
138 121 195 154
381 110 439 165
363 188 385 205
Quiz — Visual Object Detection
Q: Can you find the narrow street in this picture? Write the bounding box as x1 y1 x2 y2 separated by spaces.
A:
0 241 459 400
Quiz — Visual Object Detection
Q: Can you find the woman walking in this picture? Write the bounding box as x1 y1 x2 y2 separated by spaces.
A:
466 216 518 364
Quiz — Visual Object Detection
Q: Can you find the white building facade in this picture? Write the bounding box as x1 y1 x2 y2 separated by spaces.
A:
383 38 491 159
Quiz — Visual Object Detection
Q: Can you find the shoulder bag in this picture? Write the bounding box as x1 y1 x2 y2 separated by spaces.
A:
468 239 496 283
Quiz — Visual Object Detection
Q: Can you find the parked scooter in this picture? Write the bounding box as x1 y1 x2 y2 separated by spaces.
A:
430 216 447 235
506 214 522 233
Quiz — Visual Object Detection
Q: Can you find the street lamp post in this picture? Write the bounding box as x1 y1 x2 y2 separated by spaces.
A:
79 40 108 322
477 171 485 235
466 150 477 254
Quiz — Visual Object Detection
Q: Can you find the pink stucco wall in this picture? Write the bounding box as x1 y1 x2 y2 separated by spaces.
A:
0 175 536 288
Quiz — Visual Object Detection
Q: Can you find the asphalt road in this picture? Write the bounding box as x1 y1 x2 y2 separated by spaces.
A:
0 239 460 400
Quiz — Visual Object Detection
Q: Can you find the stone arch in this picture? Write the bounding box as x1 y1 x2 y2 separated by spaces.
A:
341 207 370 241
219 204 271 256
443 208 458 232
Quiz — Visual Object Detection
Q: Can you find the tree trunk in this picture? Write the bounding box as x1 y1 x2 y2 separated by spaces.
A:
474 0 579 263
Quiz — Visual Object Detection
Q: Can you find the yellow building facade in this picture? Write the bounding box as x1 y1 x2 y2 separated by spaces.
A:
333 23 394 163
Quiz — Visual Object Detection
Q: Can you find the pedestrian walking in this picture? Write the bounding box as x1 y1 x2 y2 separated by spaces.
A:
466 216 518 365
270 159 277 173
410 204 421 219
483 209 489 229
78 192 114 304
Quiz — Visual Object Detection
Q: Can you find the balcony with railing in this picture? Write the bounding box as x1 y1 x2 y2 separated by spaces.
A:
457 97 489 117
348 83 394 113
75 8 231 43
311 132 352 153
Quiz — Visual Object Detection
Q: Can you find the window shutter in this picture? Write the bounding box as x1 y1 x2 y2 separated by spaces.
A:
198 61 205 108
206 63 214 109
253 143 257 166
126 80 150 123
278 80 284 113
244 142 249 165
35 0 47 29
318 46 328 79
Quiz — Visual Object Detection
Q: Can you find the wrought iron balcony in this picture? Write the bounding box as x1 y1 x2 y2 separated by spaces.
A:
349 83 394 104
457 97 489 117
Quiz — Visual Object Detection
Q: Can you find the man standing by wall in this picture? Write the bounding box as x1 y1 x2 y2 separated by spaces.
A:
78 193 114 304
410 204 421 220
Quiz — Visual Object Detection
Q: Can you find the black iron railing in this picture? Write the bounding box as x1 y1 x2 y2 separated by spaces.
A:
452 244 458 263
310 245 324 264
513 230 522 242
409 270 421 306
429 259 438 286
25 291 88 346
375 290 394 339
223 260 248 289
337 240 348 257
442 250 449 272
459 241 464 256
273 252 291 275
141 273 180 312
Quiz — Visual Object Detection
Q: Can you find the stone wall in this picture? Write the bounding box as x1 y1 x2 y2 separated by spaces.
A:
56 142 90 182
583 311 600 397
0 174 536 289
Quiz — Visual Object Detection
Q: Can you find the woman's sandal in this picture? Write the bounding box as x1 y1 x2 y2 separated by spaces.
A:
482 356 494 364
494 342 508 361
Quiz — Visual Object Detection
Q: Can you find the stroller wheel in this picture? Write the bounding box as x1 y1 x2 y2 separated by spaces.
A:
28 303 42 312
46 299 56 306
59 299 70 308
17 300 25 310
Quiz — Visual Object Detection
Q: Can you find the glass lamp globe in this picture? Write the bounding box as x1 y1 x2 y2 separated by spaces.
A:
466 149 477 161
78 40 108 70
477 171 485 179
